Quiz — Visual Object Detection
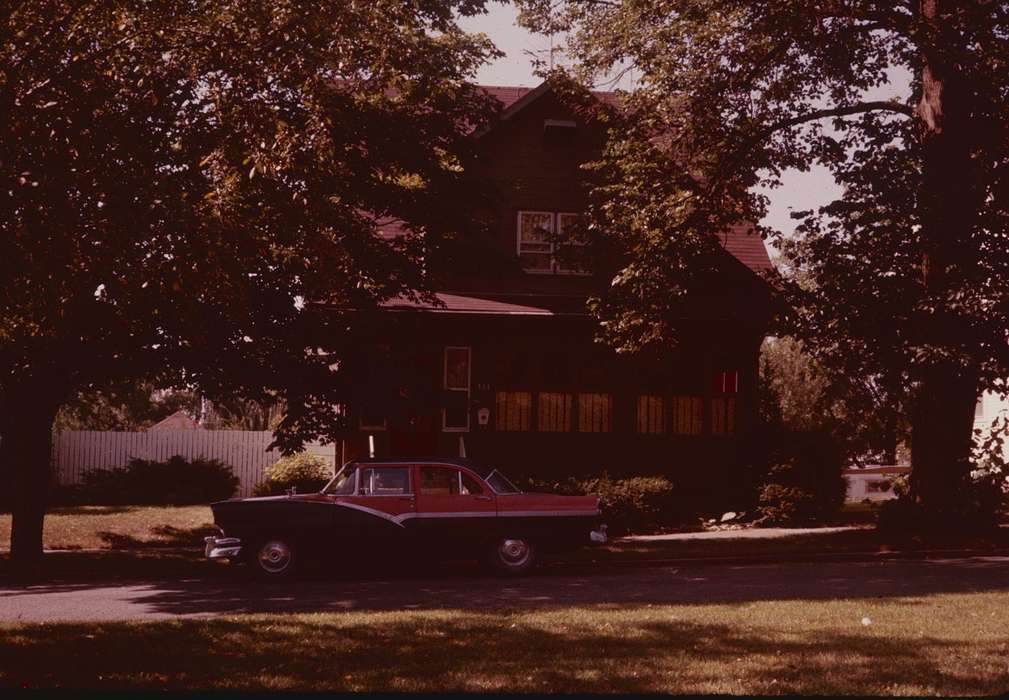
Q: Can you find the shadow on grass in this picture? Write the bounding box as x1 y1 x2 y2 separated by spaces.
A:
98 524 218 550
0 607 1006 693
49 506 139 517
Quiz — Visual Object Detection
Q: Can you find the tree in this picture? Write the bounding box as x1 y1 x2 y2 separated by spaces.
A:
760 336 908 465
1 0 499 571
517 1 1009 518
54 381 200 431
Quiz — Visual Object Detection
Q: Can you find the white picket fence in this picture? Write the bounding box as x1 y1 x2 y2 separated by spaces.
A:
51 430 338 497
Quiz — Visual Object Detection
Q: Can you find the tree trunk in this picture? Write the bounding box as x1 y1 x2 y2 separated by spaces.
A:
1 385 60 578
909 364 978 510
909 2 980 514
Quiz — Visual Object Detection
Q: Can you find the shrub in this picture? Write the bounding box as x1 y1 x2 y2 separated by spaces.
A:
519 474 680 536
252 452 332 497
56 455 238 505
755 429 847 526
878 464 1007 536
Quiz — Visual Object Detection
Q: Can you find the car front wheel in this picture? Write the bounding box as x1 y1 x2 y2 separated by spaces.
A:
252 537 297 579
486 537 536 575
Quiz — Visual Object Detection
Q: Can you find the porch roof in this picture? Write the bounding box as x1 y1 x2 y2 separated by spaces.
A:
379 292 589 317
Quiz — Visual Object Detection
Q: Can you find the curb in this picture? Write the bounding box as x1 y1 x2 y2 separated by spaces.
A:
577 547 1009 570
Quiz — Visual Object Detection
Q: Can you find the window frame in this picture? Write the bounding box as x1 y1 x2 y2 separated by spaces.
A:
517 210 591 275
516 210 556 275
554 211 591 276
355 465 412 496
442 346 472 432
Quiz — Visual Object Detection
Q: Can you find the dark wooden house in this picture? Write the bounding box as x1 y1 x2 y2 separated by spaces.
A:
338 82 773 495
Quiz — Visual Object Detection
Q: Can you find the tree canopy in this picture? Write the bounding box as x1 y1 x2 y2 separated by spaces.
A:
0 0 499 566
517 0 1009 516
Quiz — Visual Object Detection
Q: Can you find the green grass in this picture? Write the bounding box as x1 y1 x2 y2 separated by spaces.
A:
0 505 215 551
1 593 1008 693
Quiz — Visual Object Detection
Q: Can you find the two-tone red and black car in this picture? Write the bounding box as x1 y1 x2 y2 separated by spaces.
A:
205 457 608 577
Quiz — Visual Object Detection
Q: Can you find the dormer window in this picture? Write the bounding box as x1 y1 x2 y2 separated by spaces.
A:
517 211 589 275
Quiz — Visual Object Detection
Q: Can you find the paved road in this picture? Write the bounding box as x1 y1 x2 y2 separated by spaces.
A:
2 555 1008 623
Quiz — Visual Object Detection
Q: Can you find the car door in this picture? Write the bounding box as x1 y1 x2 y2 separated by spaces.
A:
335 463 416 552
412 464 496 552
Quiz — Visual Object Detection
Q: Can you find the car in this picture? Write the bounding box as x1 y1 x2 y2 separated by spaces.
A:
204 457 608 578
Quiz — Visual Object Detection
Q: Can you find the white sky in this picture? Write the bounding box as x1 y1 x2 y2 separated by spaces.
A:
460 4 910 256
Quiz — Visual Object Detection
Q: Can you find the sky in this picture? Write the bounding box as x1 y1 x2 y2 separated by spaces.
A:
457 4 870 254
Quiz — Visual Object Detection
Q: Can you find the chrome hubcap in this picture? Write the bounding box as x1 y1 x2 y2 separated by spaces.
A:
258 540 292 574
497 538 530 567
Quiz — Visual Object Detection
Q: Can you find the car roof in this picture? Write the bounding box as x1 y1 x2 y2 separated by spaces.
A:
347 456 494 478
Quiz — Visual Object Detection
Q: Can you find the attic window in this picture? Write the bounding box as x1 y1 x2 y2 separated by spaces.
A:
543 119 577 145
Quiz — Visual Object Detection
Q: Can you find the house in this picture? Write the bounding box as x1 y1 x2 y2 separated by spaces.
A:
147 410 203 431
332 82 773 503
842 465 909 502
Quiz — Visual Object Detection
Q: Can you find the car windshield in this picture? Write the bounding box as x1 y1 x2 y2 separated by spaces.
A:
485 469 520 494
323 465 356 495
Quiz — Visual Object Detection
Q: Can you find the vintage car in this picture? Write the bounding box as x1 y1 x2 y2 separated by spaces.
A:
205 457 607 578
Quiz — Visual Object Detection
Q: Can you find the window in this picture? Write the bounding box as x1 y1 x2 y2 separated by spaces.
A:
538 392 572 432
359 410 387 432
496 391 532 431
517 211 589 275
517 211 554 272
443 347 471 431
711 369 738 436
671 396 703 435
637 395 665 434
578 393 612 432
358 467 410 496
420 467 460 495
555 212 588 274
324 466 357 495
486 470 520 494
460 472 484 495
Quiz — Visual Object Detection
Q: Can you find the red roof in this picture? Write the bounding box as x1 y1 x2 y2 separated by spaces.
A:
719 223 773 274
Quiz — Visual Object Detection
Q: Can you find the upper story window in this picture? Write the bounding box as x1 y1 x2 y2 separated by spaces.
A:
517 211 589 275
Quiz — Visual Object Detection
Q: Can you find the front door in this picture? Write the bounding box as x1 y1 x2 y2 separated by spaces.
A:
412 464 496 552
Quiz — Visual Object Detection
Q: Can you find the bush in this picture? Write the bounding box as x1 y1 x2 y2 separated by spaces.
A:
252 452 332 497
54 455 239 505
878 464 1007 536
755 430 846 526
520 474 680 536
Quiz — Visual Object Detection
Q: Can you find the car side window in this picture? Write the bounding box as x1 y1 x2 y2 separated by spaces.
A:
420 467 459 495
460 472 484 495
358 467 410 496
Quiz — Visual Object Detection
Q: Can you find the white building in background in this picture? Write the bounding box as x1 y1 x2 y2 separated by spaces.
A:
974 391 1009 462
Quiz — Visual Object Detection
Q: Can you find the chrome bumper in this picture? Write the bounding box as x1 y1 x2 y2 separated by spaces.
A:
205 536 242 560
590 525 608 544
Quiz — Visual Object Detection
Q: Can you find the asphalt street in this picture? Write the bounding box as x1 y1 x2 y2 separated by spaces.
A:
1 555 1008 622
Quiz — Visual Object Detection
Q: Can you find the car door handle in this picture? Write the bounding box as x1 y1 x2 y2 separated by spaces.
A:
397 496 415 501
474 496 492 501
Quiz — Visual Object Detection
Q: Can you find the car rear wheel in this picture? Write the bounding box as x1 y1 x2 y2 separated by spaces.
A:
252 537 297 579
486 537 536 575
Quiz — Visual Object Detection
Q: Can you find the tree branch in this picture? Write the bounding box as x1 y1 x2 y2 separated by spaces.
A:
761 100 916 138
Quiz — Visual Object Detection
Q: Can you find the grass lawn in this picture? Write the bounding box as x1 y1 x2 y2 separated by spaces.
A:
0 505 215 551
1 592 1007 693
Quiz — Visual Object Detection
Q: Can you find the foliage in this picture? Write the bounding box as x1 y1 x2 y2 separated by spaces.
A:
521 474 681 535
54 381 201 431
0 0 501 561
516 1 1009 516
760 337 908 465
753 430 848 527
54 456 238 506
252 452 332 497
202 397 285 432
